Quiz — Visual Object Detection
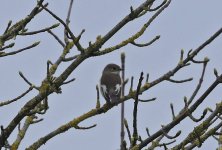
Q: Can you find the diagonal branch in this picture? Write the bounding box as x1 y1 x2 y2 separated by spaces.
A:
0 0 44 46
48 30 65 47
93 0 171 56
0 41 40 57
132 74 222 149
0 87 33 107
19 23 59 35
40 3 84 52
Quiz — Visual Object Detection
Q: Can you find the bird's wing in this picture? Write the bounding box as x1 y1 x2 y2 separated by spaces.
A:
100 84 110 102
109 84 121 102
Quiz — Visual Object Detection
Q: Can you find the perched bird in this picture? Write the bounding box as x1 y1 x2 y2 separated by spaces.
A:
100 64 122 104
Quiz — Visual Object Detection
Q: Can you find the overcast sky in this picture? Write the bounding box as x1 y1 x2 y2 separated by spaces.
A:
1 0 222 150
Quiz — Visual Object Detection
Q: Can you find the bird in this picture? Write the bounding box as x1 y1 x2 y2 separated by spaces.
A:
100 63 122 104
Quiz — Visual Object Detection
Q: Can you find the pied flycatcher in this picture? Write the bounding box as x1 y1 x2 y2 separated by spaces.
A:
100 64 122 104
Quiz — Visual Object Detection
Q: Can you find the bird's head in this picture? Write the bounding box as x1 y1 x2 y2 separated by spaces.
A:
103 63 122 75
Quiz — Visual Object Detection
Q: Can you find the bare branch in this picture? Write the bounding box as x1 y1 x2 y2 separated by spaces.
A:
93 0 171 56
170 103 176 120
0 126 11 149
11 116 35 149
27 98 49 116
148 0 167 12
62 55 79 62
3 20 12 34
62 78 76 85
75 124 97 130
131 72 144 147
129 76 134 93
40 3 84 52
19 71 38 90
187 61 207 105
2 1 222 149
0 87 33 107
185 122 222 150
0 43 14 51
132 74 222 150
130 35 160 47
64 0 74 44
0 0 44 46
120 52 126 150
124 78 129 85
19 23 59 35
0 41 40 57
96 85 100 109
161 126 181 139
171 101 222 149
48 30 65 47
146 73 149 83
138 97 156 102
179 49 184 64
25 26 222 149
167 77 193 83
191 57 209 64
214 68 219 78
187 108 208 122
124 118 131 143
158 140 176 148
146 128 151 137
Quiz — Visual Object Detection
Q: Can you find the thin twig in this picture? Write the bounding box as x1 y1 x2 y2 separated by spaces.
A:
96 85 100 109
167 78 193 83
0 42 40 57
19 71 38 90
93 0 170 56
161 126 181 139
146 73 149 83
187 61 207 105
62 78 76 85
124 118 131 143
148 0 167 12
170 103 176 120
62 55 79 62
187 108 208 122
64 0 74 44
146 128 151 137
0 43 15 51
130 35 160 47
130 76 134 92
0 87 33 107
19 23 59 35
75 124 97 130
48 30 65 47
40 4 84 52
139 97 156 102
0 0 44 47
3 20 12 34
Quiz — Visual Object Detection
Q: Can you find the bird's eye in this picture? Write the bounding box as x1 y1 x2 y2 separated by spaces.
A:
112 67 116 70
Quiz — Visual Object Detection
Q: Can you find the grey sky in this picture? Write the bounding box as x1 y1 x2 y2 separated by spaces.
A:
1 0 222 149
